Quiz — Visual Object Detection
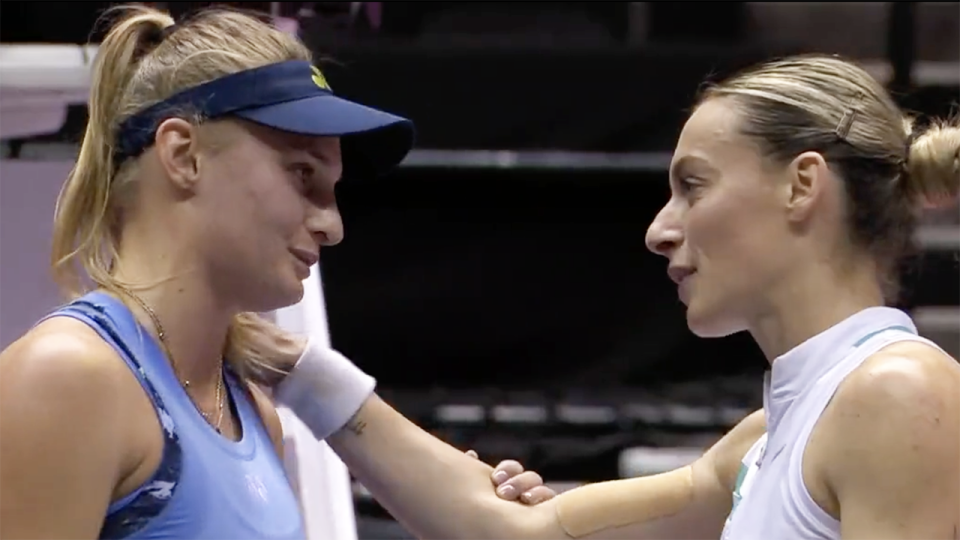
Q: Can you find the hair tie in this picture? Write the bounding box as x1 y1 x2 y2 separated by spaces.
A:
159 23 179 40
903 121 926 166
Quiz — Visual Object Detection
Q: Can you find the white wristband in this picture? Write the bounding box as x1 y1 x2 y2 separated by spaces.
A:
274 338 376 441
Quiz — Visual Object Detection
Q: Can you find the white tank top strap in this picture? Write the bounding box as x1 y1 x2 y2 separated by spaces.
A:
721 310 937 540
786 328 941 536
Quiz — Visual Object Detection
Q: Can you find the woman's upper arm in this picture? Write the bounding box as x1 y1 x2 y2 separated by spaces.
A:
823 343 960 539
0 326 129 539
705 408 766 492
516 409 766 540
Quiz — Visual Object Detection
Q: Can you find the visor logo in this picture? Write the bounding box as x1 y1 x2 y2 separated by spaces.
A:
311 66 332 91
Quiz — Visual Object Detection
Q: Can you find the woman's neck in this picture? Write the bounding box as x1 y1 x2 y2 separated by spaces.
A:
748 264 885 362
112 242 233 392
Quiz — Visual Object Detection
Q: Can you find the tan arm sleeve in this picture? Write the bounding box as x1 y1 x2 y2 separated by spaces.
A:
544 410 767 540
555 467 696 538
329 390 763 540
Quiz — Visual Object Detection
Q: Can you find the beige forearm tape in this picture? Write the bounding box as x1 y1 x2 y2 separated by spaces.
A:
555 466 695 538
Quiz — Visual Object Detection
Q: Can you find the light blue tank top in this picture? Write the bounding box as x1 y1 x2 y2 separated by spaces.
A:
44 292 306 540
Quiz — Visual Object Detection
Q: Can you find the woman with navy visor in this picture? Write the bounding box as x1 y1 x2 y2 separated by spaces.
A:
0 6 554 540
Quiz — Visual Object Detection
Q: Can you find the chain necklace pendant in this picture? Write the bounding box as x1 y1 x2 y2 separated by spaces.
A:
121 288 224 433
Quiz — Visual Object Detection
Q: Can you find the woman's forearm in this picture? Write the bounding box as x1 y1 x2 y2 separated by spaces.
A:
327 395 733 540
273 343 556 539
327 394 559 540
275 343 723 540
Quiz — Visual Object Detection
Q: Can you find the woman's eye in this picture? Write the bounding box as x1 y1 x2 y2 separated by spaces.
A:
678 177 705 202
678 177 697 192
291 164 315 187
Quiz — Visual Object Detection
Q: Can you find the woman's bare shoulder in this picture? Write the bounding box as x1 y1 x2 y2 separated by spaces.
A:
1 316 132 388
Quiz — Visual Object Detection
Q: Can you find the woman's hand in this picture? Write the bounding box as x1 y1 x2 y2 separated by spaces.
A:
466 450 557 505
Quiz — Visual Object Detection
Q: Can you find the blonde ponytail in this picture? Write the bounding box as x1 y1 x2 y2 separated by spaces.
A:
224 313 301 385
51 6 175 297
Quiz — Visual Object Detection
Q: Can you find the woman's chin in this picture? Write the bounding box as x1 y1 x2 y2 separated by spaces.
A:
243 276 305 314
278 278 306 306
685 300 739 338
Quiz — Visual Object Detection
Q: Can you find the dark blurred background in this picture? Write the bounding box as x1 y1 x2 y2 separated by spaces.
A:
2 2 958 537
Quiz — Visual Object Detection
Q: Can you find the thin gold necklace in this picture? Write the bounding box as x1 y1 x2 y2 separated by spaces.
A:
121 290 226 433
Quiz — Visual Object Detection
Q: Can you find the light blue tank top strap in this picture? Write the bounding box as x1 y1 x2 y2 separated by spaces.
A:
41 292 305 540
40 294 184 538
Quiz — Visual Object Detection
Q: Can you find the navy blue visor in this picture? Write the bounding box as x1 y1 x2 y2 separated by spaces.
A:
114 60 415 180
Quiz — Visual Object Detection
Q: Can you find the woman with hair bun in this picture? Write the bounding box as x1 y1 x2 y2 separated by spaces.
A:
273 54 959 540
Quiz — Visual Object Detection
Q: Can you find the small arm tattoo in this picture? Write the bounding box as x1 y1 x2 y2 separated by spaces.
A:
345 415 367 436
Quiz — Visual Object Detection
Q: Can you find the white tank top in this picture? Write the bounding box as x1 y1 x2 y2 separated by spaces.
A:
720 307 943 540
